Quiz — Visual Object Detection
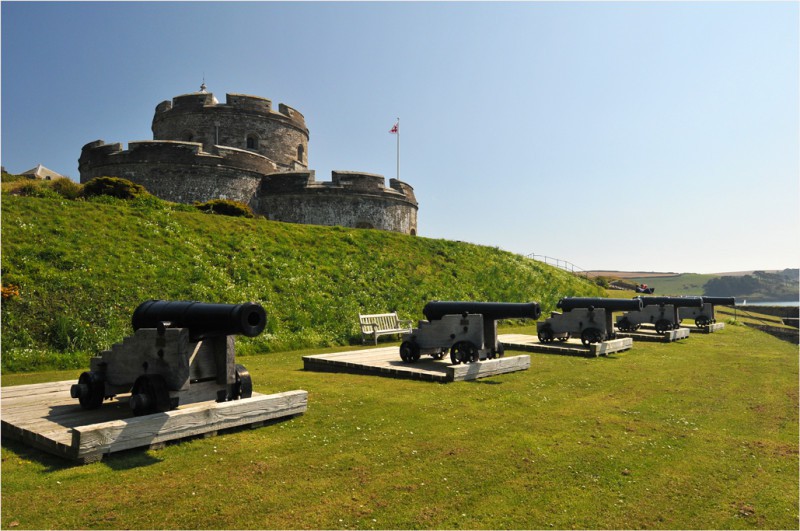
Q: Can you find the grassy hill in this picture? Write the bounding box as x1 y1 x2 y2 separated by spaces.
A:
1 190 603 372
593 271 799 302
623 273 717 296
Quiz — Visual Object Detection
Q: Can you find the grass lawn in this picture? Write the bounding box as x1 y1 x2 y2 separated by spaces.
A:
1 324 797 529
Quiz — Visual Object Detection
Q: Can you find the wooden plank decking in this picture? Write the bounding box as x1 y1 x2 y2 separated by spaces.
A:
1 381 307 464
687 322 725 333
615 328 690 342
302 346 530 382
499 333 634 357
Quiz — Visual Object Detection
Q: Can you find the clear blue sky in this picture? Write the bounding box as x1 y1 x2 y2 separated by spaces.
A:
2 2 798 274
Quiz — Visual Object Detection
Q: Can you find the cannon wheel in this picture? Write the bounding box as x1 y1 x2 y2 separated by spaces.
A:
695 316 710 328
581 328 601 346
557 333 570 342
495 342 505 358
431 349 445 360
617 318 632 332
232 364 253 400
655 320 672 334
450 341 477 364
130 374 171 416
76 371 105 410
399 341 421 363
538 325 554 343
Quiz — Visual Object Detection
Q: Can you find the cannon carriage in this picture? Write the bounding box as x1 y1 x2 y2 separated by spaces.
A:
70 300 267 416
615 296 703 333
677 296 735 327
399 301 541 365
537 297 643 345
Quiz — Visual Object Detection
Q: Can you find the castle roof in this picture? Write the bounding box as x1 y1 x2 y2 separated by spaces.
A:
21 164 66 180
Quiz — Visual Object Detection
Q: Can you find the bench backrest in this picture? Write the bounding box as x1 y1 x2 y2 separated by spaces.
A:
359 313 400 330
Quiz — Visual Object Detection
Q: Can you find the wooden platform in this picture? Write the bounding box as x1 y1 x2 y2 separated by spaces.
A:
302 346 530 382
687 322 725 333
616 327 691 343
499 334 634 357
1 381 308 464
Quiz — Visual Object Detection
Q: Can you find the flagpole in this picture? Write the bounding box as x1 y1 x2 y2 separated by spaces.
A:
396 117 400 181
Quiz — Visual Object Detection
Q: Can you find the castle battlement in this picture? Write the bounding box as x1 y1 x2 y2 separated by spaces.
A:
259 170 417 205
80 140 279 178
154 92 306 130
80 86 417 235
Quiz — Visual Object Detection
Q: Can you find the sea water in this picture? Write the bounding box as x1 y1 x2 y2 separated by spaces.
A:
740 300 799 307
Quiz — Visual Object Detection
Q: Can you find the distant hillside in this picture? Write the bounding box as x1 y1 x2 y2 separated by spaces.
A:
587 271 679 279
594 271 798 301
1 191 603 371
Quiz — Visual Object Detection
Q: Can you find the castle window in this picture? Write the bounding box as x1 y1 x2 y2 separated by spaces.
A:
246 135 259 150
297 144 305 162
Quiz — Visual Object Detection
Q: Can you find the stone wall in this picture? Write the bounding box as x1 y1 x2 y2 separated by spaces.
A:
257 171 418 235
152 93 309 170
79 140 275 207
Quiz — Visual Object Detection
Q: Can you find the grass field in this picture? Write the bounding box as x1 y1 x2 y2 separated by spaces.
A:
2 323 797 530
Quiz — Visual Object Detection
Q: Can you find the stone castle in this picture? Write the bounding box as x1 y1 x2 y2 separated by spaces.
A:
79 85 418 235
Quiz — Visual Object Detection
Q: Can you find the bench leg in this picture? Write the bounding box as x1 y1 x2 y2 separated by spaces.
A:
374 335 378 346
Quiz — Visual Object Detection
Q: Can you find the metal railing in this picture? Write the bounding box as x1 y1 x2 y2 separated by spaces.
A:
526 254 590 278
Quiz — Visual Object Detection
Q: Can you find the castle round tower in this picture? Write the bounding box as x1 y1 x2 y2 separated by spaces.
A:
79 85 418 235
152 89 309 171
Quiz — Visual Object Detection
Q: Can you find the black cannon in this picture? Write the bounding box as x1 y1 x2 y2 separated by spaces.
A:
556 297 644 312
538 297 643 345
616 296 703 333
132 300 266 339
71 300 267 416
401 301 541 364
678 296 736 327
422 301 542 321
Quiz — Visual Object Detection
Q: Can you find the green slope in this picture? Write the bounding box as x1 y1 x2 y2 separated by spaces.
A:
1 194 603 371
624 273 717 296
626 272 799 300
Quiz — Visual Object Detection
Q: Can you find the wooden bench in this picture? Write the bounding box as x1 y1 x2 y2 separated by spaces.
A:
359 312 413 345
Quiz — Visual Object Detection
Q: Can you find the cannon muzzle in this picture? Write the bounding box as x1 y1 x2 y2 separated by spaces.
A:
636 296 703 308
701 296 736 306
132 300 267 339
557 297 643 312
422 301 541 321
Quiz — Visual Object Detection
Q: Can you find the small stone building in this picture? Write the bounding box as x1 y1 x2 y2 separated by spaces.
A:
21 164 67 181
79 85 418 235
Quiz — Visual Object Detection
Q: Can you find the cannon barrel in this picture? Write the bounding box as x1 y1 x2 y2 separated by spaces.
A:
557 297 643 312
701 296 736 306
132 300 267 339
636 296 703 308
422 301 541 321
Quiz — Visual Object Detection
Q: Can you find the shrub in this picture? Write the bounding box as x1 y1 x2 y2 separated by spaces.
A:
1 172 25 183
50 178 83 199
9 180 58 198
593 276 610 288
195 199 255 218
81 176 147 200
